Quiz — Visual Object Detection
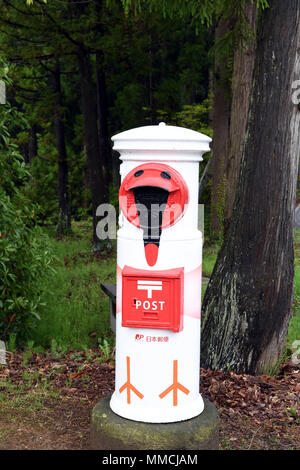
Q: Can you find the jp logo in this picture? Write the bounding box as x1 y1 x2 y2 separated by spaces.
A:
135 334 144 341
291 340 300 365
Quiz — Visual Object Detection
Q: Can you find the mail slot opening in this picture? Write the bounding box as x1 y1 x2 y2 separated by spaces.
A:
133 186 169 231
143 311 159 318
119 162 189 267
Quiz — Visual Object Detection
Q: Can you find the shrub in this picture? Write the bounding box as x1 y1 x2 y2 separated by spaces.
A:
0 102 55 345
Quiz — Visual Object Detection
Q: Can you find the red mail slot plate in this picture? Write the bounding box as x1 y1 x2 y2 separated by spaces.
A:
122 265 184 332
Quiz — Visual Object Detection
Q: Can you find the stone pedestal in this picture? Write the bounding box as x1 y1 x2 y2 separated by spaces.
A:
90 394 219 450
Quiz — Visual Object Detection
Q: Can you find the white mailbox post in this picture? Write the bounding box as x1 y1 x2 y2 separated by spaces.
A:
110 122 211 423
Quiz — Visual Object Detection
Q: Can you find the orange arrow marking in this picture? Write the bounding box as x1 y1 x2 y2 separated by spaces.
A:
159 360 189 406
119 356 144 404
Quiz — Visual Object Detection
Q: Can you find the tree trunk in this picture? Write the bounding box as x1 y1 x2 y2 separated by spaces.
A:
53 60 71 235
82 163 90 210
23 125 37 164
28 125 38 163
96 52 110 201
225 1 257 228
201 0 300 375
198 156 212 202
210 20 231 238
112 150 121 188
78 50 106 251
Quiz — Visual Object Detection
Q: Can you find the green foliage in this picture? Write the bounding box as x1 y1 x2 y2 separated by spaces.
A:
121 0 269 27
7 333 17 352
173 99 213 137
0 102 55 344
202 242 220 277
103 8 212 131
21 133 58 224
98 337 115 364
121 0 217 25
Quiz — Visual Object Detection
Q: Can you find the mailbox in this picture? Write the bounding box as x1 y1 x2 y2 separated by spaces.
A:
110 122 211 423
122 266 184 332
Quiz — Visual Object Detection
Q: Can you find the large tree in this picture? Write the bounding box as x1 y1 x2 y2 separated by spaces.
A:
52 59 71 235
201 0 300 374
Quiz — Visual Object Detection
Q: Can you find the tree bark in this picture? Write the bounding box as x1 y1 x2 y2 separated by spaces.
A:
28 125 38 163
23 125 37 164
201 0 300 375
210 19 231 238
225 1 257 228
53 60 71 235
96 52 110 201
78 50 106 251
198 156 212 203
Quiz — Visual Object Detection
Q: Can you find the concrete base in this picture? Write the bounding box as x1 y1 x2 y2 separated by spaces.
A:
90 394 219 450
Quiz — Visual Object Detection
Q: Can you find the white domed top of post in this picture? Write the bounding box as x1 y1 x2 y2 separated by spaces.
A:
112 122 211 161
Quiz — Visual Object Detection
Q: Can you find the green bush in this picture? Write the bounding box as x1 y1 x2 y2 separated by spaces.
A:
0 103 55 345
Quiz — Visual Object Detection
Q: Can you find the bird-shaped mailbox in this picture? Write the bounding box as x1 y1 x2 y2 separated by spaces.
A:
110 122 212 423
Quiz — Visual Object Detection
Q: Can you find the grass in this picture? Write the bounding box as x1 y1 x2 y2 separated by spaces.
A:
202 241 219 277
0 375 61 415
288 229 300 347
28 221 116 351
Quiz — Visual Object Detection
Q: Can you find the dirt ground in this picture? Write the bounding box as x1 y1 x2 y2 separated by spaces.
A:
0 350 299 450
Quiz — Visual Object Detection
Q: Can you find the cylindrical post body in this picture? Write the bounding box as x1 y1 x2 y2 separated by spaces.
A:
110 124 211 423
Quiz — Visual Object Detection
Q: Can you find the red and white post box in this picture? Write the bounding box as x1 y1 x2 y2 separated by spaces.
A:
110 122 211 423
